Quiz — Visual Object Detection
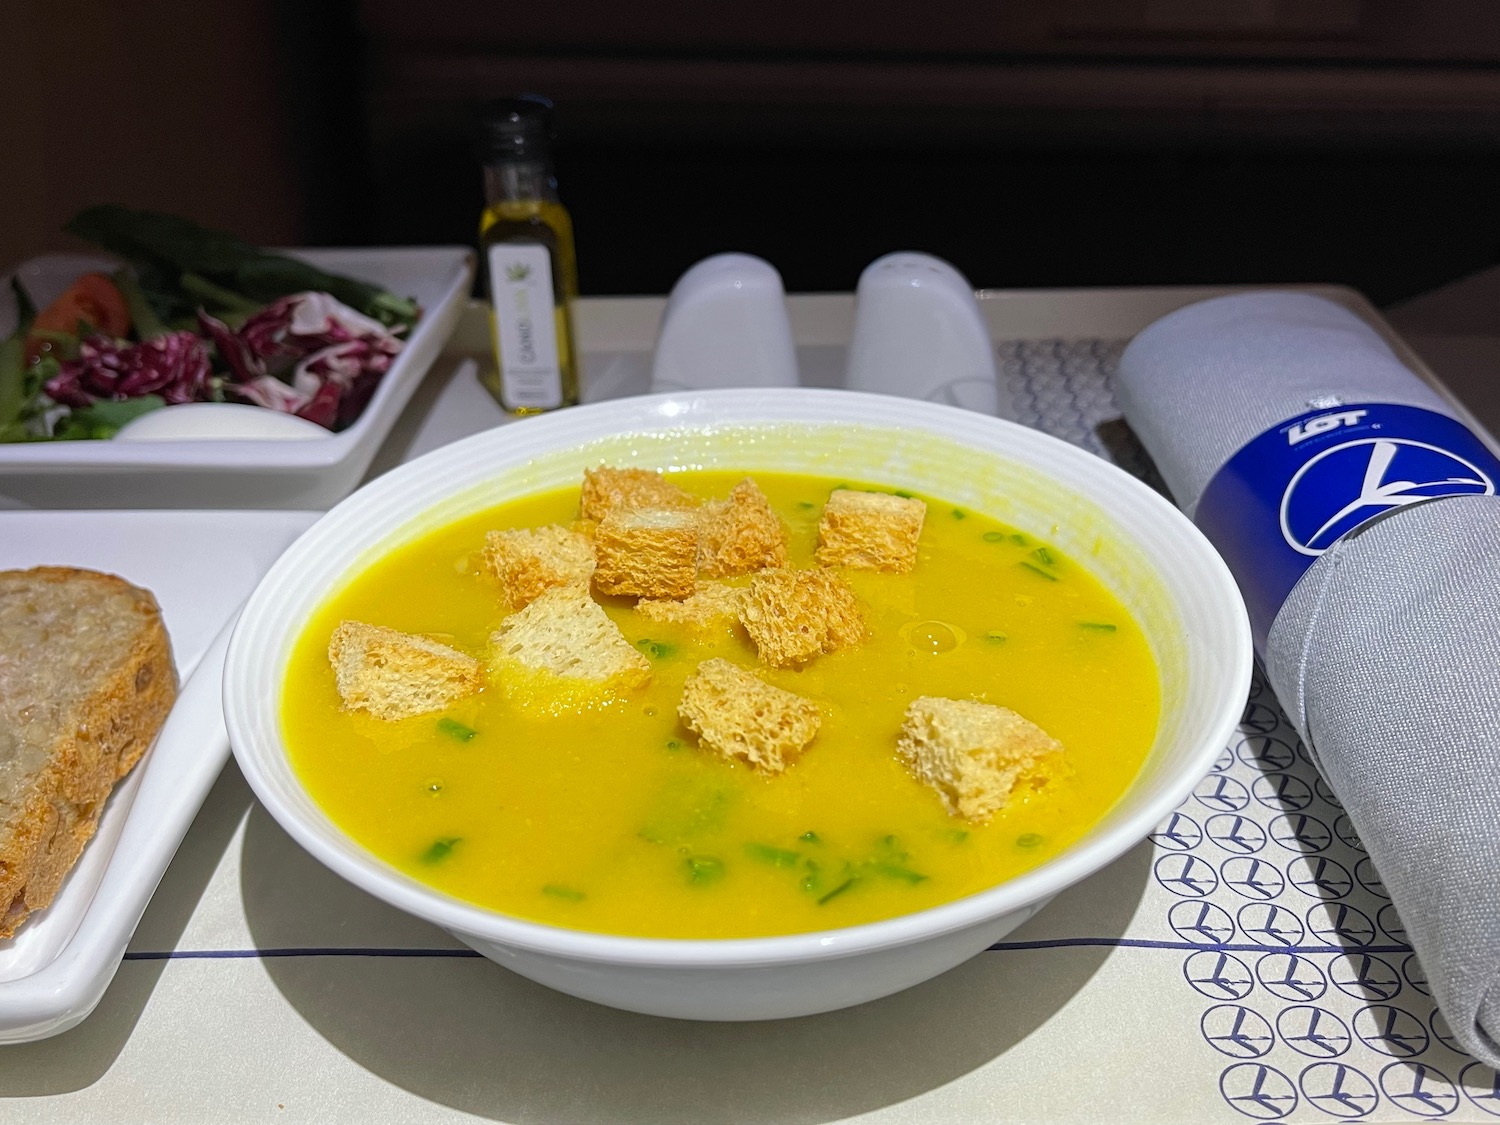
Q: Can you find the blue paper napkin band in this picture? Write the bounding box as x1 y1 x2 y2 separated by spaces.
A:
1196 402 1500 651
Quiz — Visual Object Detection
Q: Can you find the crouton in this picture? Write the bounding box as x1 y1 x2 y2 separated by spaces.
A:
579 466 699 523
481 524 595 608
678 658 820 773
328 621 482 721
815 489 926 572
740 568 865 668
896 696 1065 822
593 508 698 598
697 478 788 577
489 586 650 712
637 582 747 631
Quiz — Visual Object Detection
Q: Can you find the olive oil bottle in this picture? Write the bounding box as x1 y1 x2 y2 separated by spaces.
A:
476 96 580 413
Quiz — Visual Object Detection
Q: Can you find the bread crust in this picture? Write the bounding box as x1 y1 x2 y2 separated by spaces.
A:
0 567 177 938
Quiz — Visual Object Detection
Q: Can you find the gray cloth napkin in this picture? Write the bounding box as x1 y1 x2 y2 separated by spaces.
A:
1117 290 1500 1066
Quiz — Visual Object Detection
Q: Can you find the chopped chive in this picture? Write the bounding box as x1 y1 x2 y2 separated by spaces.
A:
542 884 586 902
437 718 477 742
635 638 676 660
893 489 916 499
818 877 858 905
872 863 928 884
685 855 725 885
982 531 1007 543
744 843 799 867
799 830 821 844
1017 833 1045 849
985 631 1008 644
1010 533 1028 545
420 837 462 864
947 829 970 844
796 500 816 510
1079 621 1117 633
951 508 966 520
1020 561 1058 581
665 738 684 751
1031 546 1056 567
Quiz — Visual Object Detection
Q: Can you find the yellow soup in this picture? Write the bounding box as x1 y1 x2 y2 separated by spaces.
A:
281 471 1159 939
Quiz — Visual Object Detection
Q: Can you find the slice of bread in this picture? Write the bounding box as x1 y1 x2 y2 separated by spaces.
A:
0 567 178 938
740 567 865 668
696 478 788 577
329 621 483 721
636 582 747 632
896 696 1065 822
482 524 595 609
592 508 698 598
490 586 651 712
579 466 700 523
815 489 926 572
678 658 820 773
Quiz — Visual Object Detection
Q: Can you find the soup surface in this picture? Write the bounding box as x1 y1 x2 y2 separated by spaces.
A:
281 471 1159 938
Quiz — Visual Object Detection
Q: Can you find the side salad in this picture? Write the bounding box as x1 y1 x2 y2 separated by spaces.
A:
0 206 421 442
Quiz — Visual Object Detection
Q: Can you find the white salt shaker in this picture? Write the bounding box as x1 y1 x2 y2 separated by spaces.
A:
844 252 1003 416
649 253 799 392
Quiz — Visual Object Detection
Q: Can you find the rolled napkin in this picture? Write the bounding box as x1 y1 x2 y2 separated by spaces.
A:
1117 290 1500 1066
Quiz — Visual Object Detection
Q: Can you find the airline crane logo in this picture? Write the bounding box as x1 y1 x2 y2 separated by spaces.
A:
1280 437 1493 556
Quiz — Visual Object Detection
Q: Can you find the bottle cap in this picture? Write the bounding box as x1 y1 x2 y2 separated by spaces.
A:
474 95 555 162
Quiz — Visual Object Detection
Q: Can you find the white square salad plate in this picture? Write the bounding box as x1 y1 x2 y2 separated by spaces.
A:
0 508 317 1042
0 247 474 510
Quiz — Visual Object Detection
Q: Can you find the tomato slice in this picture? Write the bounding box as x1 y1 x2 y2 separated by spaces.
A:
26 273 132 362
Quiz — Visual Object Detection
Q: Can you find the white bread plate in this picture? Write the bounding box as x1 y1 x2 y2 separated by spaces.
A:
0 247 473 510
0 508 318 1041
224 388 1252 1021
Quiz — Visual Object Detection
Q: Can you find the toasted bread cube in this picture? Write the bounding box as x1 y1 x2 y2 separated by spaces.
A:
489 586 650 712
593 508 698 598
579 466 699 523
697 478 788 577
637 581 747 631
740 568 865 668
815 489 926 573
329 621 482 721
482 525 595 609
897 696 1064 822
678 658 820 773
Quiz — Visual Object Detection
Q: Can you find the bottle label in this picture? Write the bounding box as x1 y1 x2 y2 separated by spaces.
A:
1195 402 1500 651
489 243 562 409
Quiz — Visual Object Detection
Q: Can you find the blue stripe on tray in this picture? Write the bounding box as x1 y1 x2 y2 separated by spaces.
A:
121 938 1416 962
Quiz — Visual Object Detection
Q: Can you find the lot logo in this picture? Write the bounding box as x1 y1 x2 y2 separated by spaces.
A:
1280 437 1493 556
1379 1061 1459 1117
1277 1005 1352 1059
1185 950 1255 1000
1203 1005 1276 1058
1220 1063 1298 1120
1299 1063 1379 1119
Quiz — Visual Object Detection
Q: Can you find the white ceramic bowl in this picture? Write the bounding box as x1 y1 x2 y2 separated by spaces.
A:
224 388 1252 1021
0 247 473 509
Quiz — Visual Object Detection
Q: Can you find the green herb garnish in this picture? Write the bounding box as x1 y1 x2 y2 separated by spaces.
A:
1017 833 1045 849
893 489 915 499
1031 546 1056 567
799 830 821 844
542 884 586 902
685 855 726 885
818 878 858 905
635 638 676 660
421 837 462 864
1079 621 1117 633
1020 561 1058 581
665 738 684 751
1010 533 1028 545
985 631 1008 644
437 718 477 742
952 508 966 520
797 500 816 510
745 843 800 867
982 531 1007 543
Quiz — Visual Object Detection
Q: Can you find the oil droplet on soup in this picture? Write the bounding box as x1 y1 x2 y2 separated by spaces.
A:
280 471 1160 939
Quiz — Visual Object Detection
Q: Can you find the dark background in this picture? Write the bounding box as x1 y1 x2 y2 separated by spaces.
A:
10 0 1500 304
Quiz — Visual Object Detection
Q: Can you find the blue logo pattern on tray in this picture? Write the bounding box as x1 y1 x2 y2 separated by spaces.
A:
1004 339 1481 1121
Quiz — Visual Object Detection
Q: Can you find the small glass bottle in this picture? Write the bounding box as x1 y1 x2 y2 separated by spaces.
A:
475 96 580 413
